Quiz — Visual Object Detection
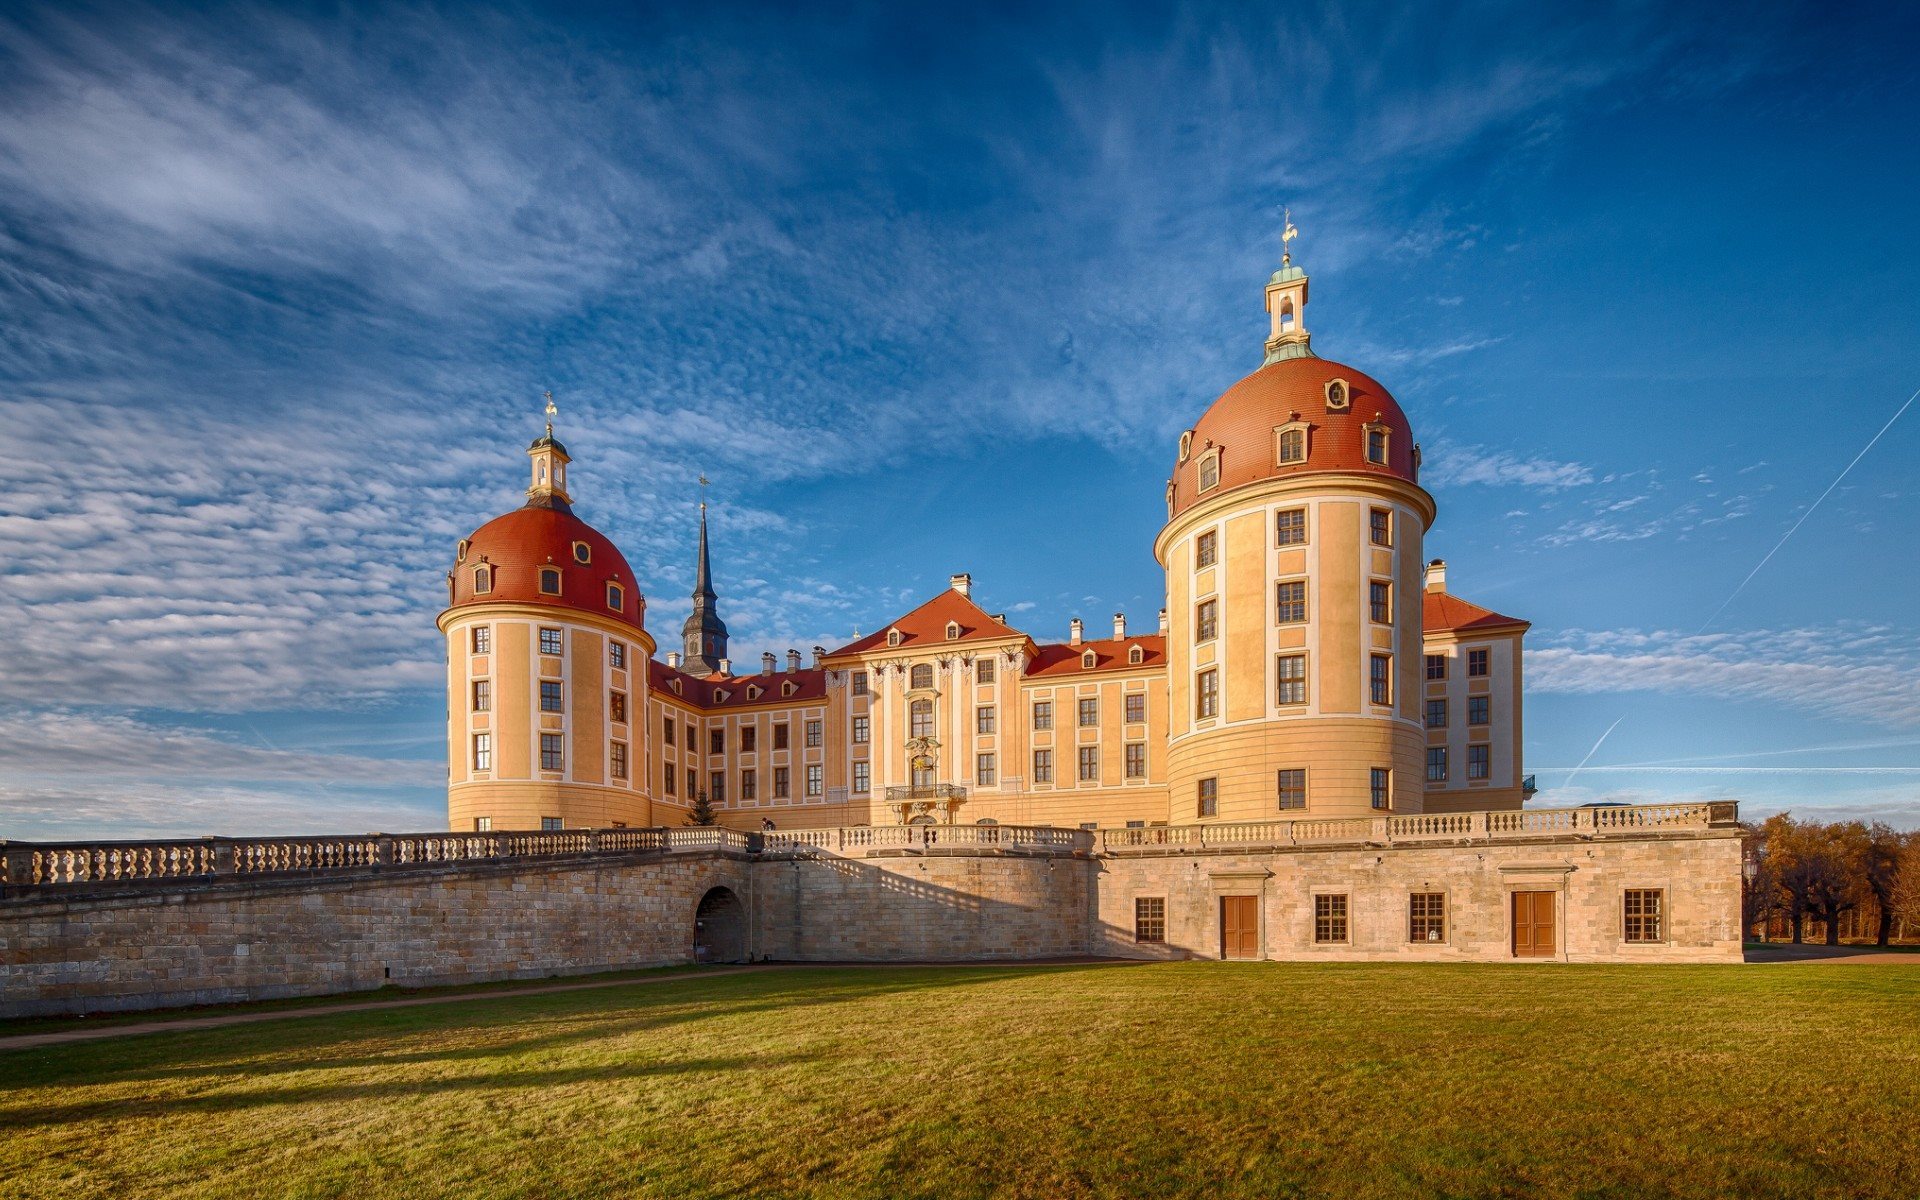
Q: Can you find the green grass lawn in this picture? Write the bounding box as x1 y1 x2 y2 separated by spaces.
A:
3 962 1917 1200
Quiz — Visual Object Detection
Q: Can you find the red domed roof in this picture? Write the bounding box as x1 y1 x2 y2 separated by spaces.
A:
1168 356 1420 519
447 503 646 632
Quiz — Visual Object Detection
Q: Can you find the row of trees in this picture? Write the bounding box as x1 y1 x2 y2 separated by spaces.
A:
1743 814 1920 945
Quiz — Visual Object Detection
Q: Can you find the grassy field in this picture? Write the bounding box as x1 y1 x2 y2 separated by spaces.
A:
2 962 1917 1199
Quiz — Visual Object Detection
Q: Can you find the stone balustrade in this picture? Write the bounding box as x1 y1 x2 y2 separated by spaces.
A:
2 803 1734 900
1097 801 1740 855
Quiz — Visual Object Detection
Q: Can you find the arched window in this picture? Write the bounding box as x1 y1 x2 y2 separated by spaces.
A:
886 628 903 648
606 582 623 611
1197 449 1220 492
539 567 561 595
473 566 492 595
1177 429 1194 463
1128 644 1144 665
945 620 961 640
1277 427 1306 464
1279 300 1295 332
910 699 934 738
1082 650 1097 669
1365 424 1389 465
910 663 933 690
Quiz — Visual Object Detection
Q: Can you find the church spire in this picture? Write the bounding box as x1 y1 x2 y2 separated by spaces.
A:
1263 210 1314 365
681 478 730 675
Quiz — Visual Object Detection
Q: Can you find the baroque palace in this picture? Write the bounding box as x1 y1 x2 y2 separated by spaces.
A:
441 252 1532 835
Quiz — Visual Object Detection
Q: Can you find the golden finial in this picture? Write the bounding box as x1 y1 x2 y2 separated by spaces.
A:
698 473 710 513
1281 207 1298 266
542 389 557 438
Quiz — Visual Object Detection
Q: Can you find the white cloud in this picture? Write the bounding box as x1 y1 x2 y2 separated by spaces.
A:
1423 439 1595 489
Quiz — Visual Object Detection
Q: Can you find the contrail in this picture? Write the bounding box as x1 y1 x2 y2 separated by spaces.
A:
1697 384 1919 634
1560 715 1625 792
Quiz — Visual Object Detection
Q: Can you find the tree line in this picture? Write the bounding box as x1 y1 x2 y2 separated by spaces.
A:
1743 814 1919 945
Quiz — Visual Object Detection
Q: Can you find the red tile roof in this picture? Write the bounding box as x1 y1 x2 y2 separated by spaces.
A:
1423 591 1529 635
448 504 647 632
1027 636 1167 677
647 659 827 709
829 589 1023 656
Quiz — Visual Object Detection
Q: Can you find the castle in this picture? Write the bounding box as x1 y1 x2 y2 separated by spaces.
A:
440 252 1533 834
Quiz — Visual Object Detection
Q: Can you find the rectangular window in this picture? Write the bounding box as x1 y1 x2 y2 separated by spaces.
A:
1276 580 1307 624
852 761 870 794
710 728 725 755
1196 777 1217 817
1196 598 1219 642
805 720 822 748
774 766 790 798
472 733 492 771
1033 750 1053 783
472 679 491 712
1078 698 1099 727
1276 654 1307 705
540 680 564 713
806 764 823 797
1369 580 1392 624
852 671 868 696
852 715 869 745
609 641 625 670
1425 653 1447 680
663 716 676 747
741 726 756 752
1425 699 1447 729
541 817 563 832
1198 455 1220 492
1624 890 1664 942
1468 744 1491 781
1366 428 1388 465
1134 897 1166 944
1315 894 1349 944
977 658 995 684
1370 655 1392 706
1276 768 1306 810
540 733 564 772
740 769 756 800
1196 529 1218 568
687 767 697 798
1033 701 1053 730
1370 767 1390 810
1369 508 1391 546
702 771 723 804
1426 746 1448 782
1077 746 1099 782
1276 507 1306 546
773 723 789 750
1409 893 1446 943
1125 742 1146 779
1125 693 1145 724
539 627 562 656
977 705 996 734
1468 648 1490 677
976 753 996 786
474 816 492 832
664 764 676 795
1196 669 1219 719
610 691 626 723
1469 696 1490 726
611 742 628 781
471 626 492 655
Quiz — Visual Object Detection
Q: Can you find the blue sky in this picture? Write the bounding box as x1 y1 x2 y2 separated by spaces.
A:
2 1 1917 838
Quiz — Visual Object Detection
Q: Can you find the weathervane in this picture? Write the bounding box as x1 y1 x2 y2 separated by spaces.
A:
698 473 709 513
1281 207 1299 266
543 390 557 438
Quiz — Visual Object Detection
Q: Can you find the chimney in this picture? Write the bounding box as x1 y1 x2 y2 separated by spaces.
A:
666 651 680 670
1425 559 1448 595
762 652 777 674
1113 612 1126 640
787 649 802 672
717 657 731 676
950 572 972 598
1069 617 1083 646
1158 607 1169 634
812 645 825 667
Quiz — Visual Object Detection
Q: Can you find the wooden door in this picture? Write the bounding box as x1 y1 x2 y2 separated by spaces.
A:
1512 891 1557 958
1220 895 1259 959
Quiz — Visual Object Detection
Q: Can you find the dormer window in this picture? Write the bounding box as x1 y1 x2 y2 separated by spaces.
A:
473 566 493 595
747 685 763 700
886 628 903 648
1275 421 1309 465
1082 650 1097 669
1128 644 1144 665
572 541 591 565
782 680 798 697
1325 378 1350 410
669 679 682 695
606 582 624 612
539 567 562 595
945 620 961 640
714 689 730 703
1177 429 1194 463
1197 448 1220 493
1364 422 1390 465
456 539 470 563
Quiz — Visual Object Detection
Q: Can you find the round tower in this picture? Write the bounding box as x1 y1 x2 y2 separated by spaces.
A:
1156 249 1434 822
438 403 656 831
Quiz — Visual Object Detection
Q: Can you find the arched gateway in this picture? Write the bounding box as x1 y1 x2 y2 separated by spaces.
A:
693 886 747 963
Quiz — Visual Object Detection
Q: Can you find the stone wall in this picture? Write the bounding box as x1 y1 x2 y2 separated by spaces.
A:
1 853 751 1018
1093 833 1744 963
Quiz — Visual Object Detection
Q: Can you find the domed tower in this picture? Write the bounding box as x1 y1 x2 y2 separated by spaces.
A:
1156 243 1434 822
439 404 656 831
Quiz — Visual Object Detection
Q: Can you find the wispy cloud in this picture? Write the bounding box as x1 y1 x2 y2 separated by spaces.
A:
1423 439 1595 489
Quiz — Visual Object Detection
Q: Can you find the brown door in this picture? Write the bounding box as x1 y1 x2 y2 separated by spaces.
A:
1221 895 1259 959
1512 891 1557 958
